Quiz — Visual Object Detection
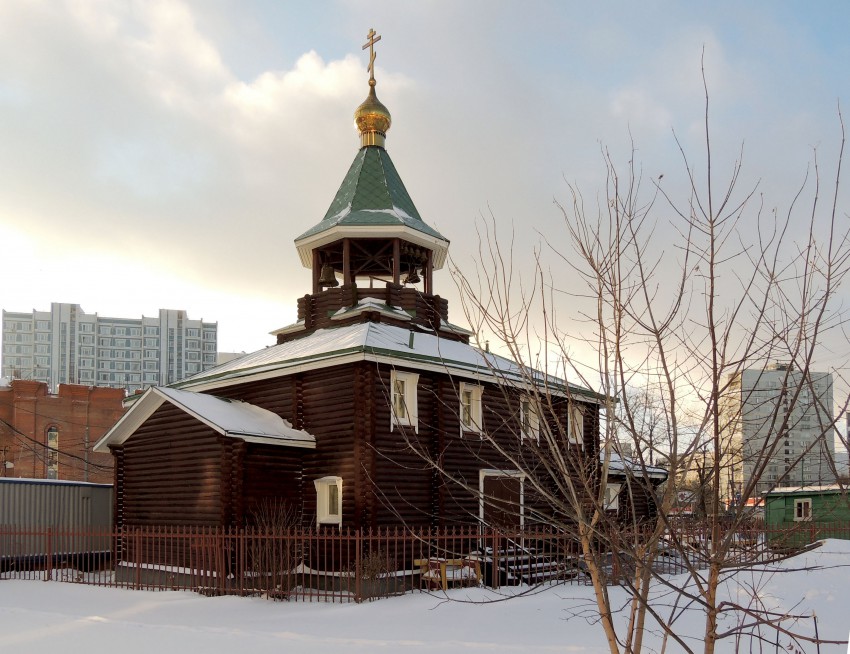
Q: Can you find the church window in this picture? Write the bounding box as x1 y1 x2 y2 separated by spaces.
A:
604 483 622 511
390 370 419 432
569 405 585 448
520 396 540 442
314 476 343 527
459 383 483 435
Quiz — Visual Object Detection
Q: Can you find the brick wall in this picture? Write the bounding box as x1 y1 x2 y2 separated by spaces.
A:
0 380 125 484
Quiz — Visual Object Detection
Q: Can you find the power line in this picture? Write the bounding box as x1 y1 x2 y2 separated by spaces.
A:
0 417 113 472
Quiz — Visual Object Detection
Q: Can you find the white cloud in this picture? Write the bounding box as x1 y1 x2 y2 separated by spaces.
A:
609 87 673 133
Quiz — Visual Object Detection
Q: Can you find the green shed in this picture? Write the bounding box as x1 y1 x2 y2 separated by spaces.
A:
764 485 850 549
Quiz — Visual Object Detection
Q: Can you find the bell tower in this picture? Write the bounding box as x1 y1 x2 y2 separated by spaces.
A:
282 29 464 345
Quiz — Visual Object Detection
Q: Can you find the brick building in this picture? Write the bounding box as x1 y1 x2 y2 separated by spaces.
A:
0 379 125 484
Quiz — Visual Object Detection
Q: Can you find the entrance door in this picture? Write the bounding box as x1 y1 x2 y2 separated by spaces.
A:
481 472 523 530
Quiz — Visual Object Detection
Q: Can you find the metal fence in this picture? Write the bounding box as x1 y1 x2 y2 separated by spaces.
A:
1 521 847 602
0 525 584 601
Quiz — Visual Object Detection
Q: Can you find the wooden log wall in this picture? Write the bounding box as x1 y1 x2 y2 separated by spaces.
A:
119 403 229 526
371 365 436 528
353 363 376 528
212 377 295 417
367 366 603 530
114 362 601 533
210 378 309 526
285 286 458 344
113 446 125 529
300 365 358 530
241 443 304 526
613 476 661 525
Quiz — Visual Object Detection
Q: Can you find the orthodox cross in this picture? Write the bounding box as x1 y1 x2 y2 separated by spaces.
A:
362 28 381 82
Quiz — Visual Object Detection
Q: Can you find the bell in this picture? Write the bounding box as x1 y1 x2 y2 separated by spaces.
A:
404 266 421 285
318 263 339 288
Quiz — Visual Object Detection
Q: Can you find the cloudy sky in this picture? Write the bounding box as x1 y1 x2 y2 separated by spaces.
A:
1 0 848 371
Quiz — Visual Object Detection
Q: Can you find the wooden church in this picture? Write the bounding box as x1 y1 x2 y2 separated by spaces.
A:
94 32 602 534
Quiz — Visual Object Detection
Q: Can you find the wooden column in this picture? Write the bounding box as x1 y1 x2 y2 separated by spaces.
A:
343 239 351 286
393 238 400 285
425 251 433 295
312 250 320 294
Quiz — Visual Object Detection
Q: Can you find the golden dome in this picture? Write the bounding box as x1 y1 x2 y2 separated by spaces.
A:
354 79 391 148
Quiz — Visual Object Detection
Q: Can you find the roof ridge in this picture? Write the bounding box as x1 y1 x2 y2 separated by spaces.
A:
378 147 421 222
320 148 365 222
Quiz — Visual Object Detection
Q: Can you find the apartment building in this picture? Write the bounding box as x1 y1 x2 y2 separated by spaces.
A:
2 303 217 394
720 363 836 503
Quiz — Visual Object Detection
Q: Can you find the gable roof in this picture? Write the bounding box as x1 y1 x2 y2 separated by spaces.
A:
294 146 450 268
168 321 601 402
93 386 316 452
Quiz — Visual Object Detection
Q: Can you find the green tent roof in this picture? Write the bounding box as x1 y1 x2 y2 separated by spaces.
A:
295 146 448 243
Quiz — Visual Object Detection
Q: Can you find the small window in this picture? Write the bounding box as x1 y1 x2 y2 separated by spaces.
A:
569 405 585 448
314 476 343 527
390 370 419 432
520 395 540 442
793 498 812 522
459 383 483 434
604 483 622 511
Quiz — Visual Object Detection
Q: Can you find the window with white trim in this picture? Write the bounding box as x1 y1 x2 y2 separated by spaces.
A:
459 382 483 434
604 483 622 511
520 395 540 442
391 370 419 432
569 405 585 448
793 498 812 522
314 476 343 527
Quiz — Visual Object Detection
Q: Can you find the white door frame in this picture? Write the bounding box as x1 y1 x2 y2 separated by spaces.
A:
479 469 526 528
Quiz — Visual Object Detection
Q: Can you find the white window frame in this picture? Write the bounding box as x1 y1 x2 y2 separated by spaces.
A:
459 382 483 435
604 483 622 511
390 370 419 432
793 498 812 522
569 405 585 448
314 476 343 528
520 395 540 442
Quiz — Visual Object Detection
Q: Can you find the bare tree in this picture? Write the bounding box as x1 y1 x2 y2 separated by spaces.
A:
437 71 850 652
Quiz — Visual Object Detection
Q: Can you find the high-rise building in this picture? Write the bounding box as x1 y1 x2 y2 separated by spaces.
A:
720 363 836 503
1 303 218 394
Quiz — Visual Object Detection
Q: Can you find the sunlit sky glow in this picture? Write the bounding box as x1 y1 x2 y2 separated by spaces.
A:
1 1 848 388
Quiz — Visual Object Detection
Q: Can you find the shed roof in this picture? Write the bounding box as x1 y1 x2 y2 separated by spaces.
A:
94 386 316 452
764 484 847 496
604 453 668 481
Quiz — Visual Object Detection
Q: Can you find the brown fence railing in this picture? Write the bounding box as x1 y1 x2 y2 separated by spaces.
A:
1 521 847 602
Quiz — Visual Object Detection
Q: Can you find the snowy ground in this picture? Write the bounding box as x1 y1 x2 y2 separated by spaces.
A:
1 540 849 653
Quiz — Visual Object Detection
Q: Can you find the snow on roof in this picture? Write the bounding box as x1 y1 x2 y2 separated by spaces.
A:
269 319 305 336
331 297 412 322
94 386 316 452
764 484 847 495
172 321 598 400
603 452 668 480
